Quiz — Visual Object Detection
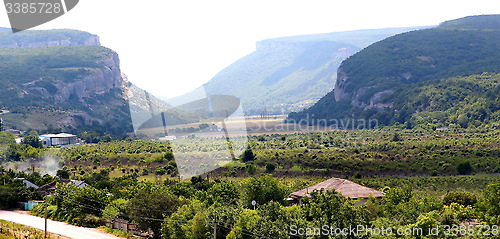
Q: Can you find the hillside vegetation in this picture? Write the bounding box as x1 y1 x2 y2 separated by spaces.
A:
289 15 500 129
0 37 133 135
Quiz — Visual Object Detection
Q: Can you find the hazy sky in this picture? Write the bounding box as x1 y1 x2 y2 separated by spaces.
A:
0 0 499 98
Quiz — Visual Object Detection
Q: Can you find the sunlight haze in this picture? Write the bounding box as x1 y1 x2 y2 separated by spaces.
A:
0 0 498 98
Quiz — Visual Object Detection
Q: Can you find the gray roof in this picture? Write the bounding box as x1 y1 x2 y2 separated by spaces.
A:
13 178 39 189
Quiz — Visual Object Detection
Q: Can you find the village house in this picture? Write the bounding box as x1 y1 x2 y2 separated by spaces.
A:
13 178 39 189
287 177 385 205
39 133 79 147
38 179 89 196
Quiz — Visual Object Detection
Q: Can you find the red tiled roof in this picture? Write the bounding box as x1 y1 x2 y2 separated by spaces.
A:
289 178 384 200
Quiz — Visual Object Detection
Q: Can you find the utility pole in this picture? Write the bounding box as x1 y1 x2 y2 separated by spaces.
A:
44 204 48 238
213 221 217 239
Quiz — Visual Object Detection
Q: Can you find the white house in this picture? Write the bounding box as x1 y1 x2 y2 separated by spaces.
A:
39 133 78 147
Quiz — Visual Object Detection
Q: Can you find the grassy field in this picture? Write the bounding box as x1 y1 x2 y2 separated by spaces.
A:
0 219 68 239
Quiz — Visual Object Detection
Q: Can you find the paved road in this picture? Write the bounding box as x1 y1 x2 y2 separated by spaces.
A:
0 210 124 239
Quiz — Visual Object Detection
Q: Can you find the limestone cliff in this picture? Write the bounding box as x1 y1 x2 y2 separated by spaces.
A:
0 29 100 48
0 31 132 134
52 52 122 104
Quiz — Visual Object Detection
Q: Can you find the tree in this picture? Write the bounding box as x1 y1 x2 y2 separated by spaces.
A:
480 183 500 216
36 184 109 227
457 114 469 128
102 198 128 224
301 190 369 239
241 148 255 162
456 161 472 175
161 200 205 239
206 180 240 206
127 187 183 239
21 131 43 148
0 132 15 145
253 201 291 238
443 191 478 207
242 174 288 208
265 163 276 173
56 169 70 179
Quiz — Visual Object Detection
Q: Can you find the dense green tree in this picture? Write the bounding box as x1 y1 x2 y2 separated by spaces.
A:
206 180 240 206
442 191 478 207
127 187 183 239
301 190 370 239
161 199 206 239
456 161 473 175
32 183 109 227
480 183 500 216
102 198 128 224
56 169 70 179
0 132 15 145
253 201 292 238
241 148 255 162
242 174 288 208
21 131 43 149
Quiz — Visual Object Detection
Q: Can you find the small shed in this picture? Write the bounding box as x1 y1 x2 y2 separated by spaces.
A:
287 177 385 205
24 200 44 210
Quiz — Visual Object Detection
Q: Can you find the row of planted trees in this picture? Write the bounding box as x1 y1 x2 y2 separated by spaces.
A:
28 172 500 239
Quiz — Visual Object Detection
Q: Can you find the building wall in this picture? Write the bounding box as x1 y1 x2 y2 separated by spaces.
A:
50 136 77 146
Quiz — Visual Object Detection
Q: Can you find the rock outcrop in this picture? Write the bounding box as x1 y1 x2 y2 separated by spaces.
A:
52 53 122 103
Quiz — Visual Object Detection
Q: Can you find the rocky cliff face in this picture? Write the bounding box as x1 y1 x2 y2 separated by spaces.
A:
52 53 122 103
0 30 133 134
334 65 395 110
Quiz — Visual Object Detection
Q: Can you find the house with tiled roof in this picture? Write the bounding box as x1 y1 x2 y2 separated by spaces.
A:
287 177 385 205
38 179 89 196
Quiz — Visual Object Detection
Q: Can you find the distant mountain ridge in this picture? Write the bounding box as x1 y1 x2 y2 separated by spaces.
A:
167 26 428 115
0 29 100 48
288 15 500 128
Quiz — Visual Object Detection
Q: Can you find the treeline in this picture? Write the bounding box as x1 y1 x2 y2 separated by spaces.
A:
25 172 500 239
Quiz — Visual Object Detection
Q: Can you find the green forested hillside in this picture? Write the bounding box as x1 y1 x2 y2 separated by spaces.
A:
168 26 426 115
289 15 500 128
439 14 500 30
0 44 132 135
383 73 500 128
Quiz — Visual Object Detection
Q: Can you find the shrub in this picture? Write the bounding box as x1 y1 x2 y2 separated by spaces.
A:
456 161 473 175
442 191 478 207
